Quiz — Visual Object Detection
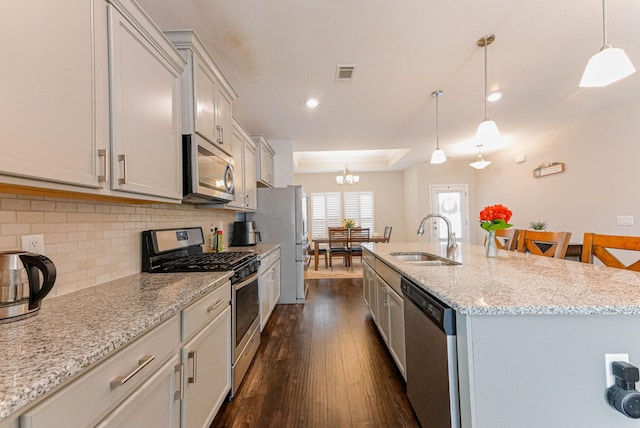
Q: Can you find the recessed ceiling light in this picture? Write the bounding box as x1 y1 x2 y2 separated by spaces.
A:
306 98 319 108
487 92 502 102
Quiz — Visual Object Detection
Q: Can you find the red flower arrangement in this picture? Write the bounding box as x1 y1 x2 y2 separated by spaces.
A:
479 204 513 231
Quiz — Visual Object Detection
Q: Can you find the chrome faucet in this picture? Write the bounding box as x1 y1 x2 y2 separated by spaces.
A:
417 213 457 253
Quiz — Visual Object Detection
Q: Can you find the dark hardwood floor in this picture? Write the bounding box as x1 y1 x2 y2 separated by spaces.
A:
212 278 419 428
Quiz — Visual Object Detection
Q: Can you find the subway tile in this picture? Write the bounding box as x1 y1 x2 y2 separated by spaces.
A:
1 223 30 235
44 212 67 223
1 198 30 211
17 211 45 223
30 200 56 212
0 211 16 223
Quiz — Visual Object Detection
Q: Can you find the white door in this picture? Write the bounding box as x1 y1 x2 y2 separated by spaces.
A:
429 185 470 244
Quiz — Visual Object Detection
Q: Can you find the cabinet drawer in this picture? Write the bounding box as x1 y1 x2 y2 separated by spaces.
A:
181 280 231 341
363 251 376 268
376 260 401 295
20 315 180 428
259 248 280 272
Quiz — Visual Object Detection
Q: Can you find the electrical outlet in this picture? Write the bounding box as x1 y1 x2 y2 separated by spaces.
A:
21 234 45 255
617 215 634 226
605 353 630 388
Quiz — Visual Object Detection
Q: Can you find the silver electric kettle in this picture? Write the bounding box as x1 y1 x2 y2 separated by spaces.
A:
0 251 57 322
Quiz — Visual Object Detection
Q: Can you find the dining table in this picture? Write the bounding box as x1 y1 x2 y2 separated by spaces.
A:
312 235 388 270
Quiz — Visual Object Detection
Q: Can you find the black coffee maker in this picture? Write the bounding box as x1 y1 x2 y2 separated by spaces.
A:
230 221 260 246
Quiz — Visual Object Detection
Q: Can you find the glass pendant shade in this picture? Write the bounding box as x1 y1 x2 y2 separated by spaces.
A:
336 165 359 185
469 155 491 170
430 148 446 164
475 119 500 145
580 46 636 87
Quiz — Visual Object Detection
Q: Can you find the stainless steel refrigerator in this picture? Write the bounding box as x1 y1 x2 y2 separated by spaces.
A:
249 185 308 303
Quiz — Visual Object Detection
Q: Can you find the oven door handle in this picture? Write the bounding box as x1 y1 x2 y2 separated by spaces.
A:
234 272 258 290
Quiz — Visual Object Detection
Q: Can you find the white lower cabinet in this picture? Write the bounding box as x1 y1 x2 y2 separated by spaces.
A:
181 306 231 428
180 281 231 428
364 250 406 380
258 248 281 331
20 315 180 428
96 354 181 428
17 281 232 428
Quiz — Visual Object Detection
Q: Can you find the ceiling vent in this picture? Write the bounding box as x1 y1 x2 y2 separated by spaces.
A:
335 65 357 82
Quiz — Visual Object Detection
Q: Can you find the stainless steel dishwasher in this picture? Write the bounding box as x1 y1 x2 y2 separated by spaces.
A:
401 276 460 428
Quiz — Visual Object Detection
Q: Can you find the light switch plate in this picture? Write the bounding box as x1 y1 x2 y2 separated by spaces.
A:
617 215 634 226
605 353 629 388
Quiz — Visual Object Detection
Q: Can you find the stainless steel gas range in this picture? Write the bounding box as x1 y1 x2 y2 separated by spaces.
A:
141 227 260 398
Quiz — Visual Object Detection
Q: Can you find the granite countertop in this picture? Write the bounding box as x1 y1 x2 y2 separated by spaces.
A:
366 241 640 316
0 271 231 421
228 243 280 258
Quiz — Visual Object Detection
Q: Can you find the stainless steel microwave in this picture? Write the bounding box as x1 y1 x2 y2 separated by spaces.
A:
183 134 235 204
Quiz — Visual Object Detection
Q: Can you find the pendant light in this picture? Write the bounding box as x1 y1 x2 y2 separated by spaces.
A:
580 0 635 87
475 34 501 147
469 144 491 170
430 90 446 164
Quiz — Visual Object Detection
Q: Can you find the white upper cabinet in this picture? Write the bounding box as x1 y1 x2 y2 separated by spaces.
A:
0 0 186 203
252 135 275 188
228 119 257 211
0 0 109 188
108 1 185 201
165 30 237 153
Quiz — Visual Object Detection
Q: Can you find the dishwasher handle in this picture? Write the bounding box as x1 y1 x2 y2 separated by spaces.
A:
401 276 456 336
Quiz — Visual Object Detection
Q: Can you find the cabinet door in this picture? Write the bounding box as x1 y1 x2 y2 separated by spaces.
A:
362 263 372 310
243 140 257 210
386 285 406 379
0 0 108 188
108 7 183 201
227 128 245 209
271 260 281 309
259 144 274 185
375 274 389 344
96 355 181 428
194 60 216 144
258 269 272 331
214 85 233 150
182 306 231 428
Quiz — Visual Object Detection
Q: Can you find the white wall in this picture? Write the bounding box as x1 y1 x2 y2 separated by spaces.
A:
473 96 640 245
294 171 405 240
270 139 295 186
403 159 477 242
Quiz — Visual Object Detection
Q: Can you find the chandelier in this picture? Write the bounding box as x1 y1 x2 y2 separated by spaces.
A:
336 163 359 185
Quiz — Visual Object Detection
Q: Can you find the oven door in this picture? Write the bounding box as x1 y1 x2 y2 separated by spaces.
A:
231 272 259 360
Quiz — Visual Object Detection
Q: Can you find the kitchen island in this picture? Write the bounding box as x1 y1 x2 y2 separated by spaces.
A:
365 241 640 428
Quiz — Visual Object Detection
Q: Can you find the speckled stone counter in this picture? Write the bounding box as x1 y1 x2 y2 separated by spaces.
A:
0 271 231 421
228 243 280 258
365 241 640 315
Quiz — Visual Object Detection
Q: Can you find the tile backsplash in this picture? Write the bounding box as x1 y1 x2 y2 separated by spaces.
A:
0 193 235 298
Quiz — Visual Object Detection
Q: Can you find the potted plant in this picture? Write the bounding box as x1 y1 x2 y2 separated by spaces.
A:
529 220 547 231
342 218 356 229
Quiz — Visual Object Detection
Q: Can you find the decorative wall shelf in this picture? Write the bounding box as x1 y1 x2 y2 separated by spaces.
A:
533 162 565 178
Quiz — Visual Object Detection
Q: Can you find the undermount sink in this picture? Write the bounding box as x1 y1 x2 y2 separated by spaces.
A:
390 252 460 266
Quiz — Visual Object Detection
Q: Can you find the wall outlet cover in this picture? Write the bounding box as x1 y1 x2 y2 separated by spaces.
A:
605 353 630 388
21 234 45 255
616 215 634 226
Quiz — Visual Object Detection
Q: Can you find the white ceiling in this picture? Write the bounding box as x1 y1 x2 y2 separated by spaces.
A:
137 0 640 173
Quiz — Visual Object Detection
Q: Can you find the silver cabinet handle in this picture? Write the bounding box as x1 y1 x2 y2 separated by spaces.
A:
174 363 184 401
97 149 108 183
110 355 155 388
117 154 127 185
206 299 225 313
187 351 198 384
216 125 223 144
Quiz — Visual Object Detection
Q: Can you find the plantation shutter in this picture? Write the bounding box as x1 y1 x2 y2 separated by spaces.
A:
343 191 375 230
311 192 342 239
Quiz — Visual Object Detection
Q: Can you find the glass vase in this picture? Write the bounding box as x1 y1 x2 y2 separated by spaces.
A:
485 230 498 258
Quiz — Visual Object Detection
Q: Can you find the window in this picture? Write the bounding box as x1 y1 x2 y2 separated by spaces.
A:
310 192 342 239
344 191 374 230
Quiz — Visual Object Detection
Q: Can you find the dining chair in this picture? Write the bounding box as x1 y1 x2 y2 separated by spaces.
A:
383 226 392 243
349 227 370 264
484 228 519 251
308 242 327 269
516 230 572 259
328 228 350 270
581 233 640 271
